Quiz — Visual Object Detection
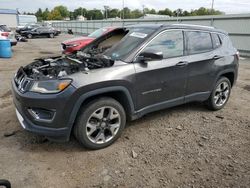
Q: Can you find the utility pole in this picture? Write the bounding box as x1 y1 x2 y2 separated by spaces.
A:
104 6 109 19
122 0 125 19
142 4 145 18
122 0 125 27
211 0 215 11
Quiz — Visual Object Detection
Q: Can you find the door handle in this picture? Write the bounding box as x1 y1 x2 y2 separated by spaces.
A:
213 55 223 60
176 61 188 67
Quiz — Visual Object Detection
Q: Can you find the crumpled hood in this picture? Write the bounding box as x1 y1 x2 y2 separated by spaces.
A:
63 36 95 44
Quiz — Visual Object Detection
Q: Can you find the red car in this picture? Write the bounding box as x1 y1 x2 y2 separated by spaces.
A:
61 27 116 54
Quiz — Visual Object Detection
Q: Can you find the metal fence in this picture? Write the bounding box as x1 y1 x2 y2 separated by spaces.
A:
52 14 250 56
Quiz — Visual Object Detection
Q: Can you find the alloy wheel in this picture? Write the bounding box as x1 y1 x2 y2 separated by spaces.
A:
214 81 230 107
86 106 121 144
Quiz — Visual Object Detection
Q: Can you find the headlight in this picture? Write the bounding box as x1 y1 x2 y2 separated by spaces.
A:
30 79 72 94
67 43 79 47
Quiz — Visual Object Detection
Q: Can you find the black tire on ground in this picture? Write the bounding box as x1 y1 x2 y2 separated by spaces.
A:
49 33 54 38
27 34 32 39
74 97 126 150
0 179 11 188
206 77 231 111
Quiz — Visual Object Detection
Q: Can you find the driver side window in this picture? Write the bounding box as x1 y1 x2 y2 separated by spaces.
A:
143 30 184 59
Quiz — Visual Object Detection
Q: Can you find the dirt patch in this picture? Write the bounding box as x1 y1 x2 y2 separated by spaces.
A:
1 90 12 99
243 85 250 91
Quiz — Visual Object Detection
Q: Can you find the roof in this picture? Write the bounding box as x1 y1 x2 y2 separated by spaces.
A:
127 23 227 34
0 9 17 15
164 24 227 34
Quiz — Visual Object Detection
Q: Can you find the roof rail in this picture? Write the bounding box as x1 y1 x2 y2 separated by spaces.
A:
171 23 215 29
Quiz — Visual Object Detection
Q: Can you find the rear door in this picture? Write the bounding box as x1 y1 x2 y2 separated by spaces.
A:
183 30 217 102
134 29 188 110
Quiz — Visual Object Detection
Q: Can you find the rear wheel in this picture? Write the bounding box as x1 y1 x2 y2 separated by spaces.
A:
74 97 126 149
206 77 231 110
49 33 54 38
27 34 32 39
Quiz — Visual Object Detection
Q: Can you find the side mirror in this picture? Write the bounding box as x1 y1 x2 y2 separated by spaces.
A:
137 49 163 63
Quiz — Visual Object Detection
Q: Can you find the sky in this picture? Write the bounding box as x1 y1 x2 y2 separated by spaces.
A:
0 0 250 14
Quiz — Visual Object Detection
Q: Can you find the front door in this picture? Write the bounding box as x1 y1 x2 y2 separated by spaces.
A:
134 30 188 111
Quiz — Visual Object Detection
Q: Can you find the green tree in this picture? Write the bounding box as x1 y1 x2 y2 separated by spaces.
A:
109 9 119 18
42 8 50 20
86 9 103 20
73 7 87 19
149 9 156 14
54 6 69 18
130 9 143 18
48 9 62 20
35 8 43 21
123 7 131 19
158 8 172 16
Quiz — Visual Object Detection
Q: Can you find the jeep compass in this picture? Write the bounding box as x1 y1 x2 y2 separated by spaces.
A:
12 24 239 149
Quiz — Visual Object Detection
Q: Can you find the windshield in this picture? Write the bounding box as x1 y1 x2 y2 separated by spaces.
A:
0 25 11 32
88 28 109 38
104 27 156 61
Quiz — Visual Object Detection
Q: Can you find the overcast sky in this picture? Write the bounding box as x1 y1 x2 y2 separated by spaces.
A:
1 0 250 14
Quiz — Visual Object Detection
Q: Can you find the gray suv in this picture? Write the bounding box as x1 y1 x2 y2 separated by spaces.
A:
12 24 239 149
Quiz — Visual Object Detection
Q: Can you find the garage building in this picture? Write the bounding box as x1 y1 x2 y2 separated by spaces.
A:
0 9 18 28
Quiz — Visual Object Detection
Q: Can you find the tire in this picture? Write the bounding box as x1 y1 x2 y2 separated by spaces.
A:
206 77 231 111
49 33 54 38
74 97 126 150
27 34 32 39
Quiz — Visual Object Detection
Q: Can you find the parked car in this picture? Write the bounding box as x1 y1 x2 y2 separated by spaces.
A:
20 27 56 39
16 23 40 34
12 24 239 149
61 27 116 54
51 27 61 36
0 24 17 46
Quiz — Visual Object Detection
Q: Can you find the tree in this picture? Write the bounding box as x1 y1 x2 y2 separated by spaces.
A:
73 7 87 19
35 8 43 21
130 9 143 19
86 9 103 20
123 7 131 19
48 9 62 20
109 9 119 18
149 9 156 14
158 8 172 16
54 6 69 18
42 8 50 20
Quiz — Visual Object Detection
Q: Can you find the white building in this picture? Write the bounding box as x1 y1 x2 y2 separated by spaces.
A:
140 14 170 19
0 9 18 28
18 14 37 26
76 15 86 21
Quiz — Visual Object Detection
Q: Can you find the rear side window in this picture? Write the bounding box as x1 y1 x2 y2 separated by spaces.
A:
186 31 213 54
211 33 221 48
143 30 184 59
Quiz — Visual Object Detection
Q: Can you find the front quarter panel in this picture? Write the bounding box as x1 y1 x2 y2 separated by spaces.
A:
67 61 136 122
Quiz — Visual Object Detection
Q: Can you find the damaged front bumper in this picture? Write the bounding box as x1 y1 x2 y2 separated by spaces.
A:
12 78 76 142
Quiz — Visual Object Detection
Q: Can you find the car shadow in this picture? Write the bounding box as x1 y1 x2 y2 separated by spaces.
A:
15 102 211 153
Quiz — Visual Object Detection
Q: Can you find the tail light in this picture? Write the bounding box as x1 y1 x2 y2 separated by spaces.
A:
236 51 240 60
1 32 9 37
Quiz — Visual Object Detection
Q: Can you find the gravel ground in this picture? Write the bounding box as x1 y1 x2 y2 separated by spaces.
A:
0 34 249 188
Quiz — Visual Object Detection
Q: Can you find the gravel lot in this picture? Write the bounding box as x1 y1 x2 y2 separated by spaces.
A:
0 34 249 188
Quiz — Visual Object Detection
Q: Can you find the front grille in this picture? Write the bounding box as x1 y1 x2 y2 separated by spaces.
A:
14 68 32 93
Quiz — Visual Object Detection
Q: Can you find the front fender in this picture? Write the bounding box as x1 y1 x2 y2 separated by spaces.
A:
66 86 135 137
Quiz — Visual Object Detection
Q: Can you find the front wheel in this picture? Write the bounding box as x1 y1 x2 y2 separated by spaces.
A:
206 77 231 111
74 97 126 149
27 34 32 39
49 33 54 38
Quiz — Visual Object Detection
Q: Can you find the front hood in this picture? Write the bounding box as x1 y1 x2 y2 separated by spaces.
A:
63 36 95 44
